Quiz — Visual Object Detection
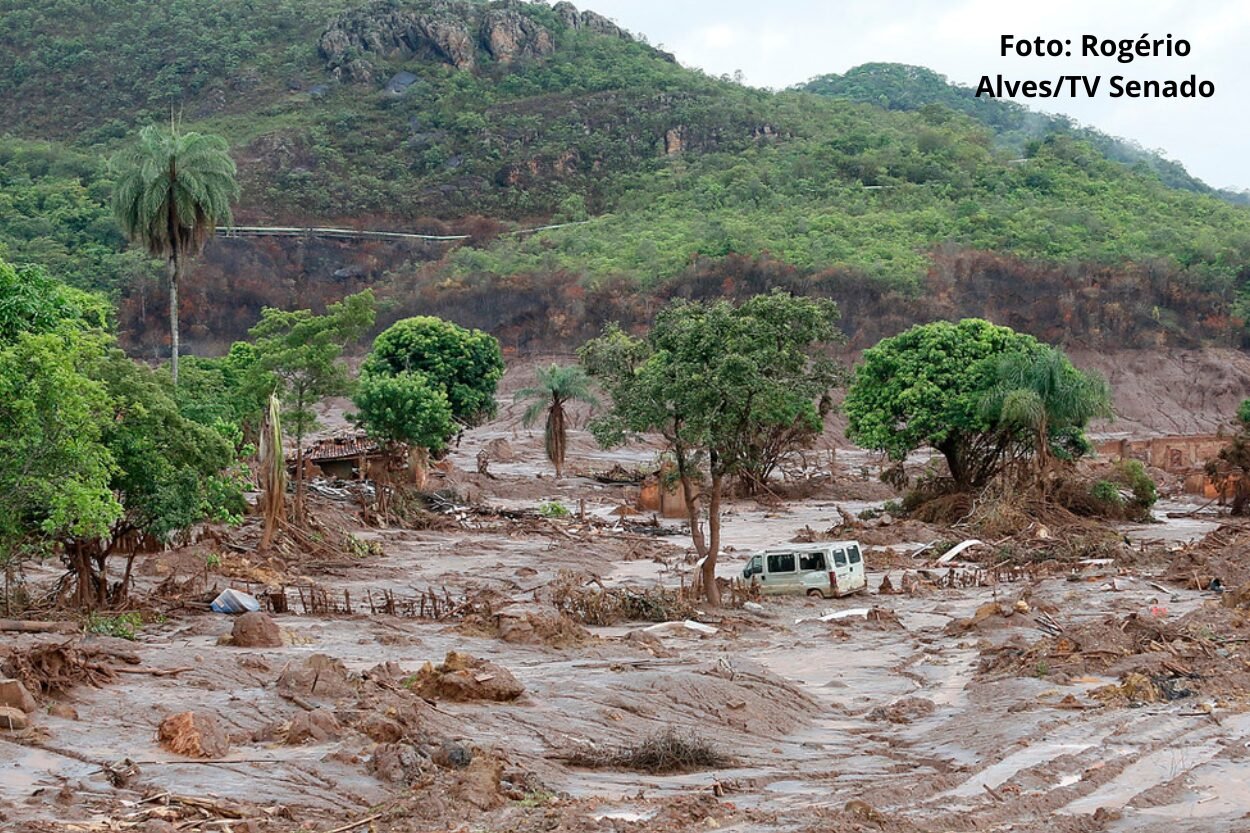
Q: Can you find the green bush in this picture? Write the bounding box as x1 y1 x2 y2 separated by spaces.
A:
1090 480 1123 505
86 611 143 640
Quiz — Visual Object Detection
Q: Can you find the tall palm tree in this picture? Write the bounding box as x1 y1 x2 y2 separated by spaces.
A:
111 124 238 384
982 346 1112 488
514 364 599 478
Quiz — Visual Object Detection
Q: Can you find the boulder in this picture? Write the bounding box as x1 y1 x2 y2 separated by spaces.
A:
367 742 428 783
231 612 283 648
479 8 555 63
431 738 473 769
277 654 355 700
48 703 78 720
361 714 405 743
0 678 37 713
157 711 230 758
286 708 341 744
384 71 418 95
0 705 29 731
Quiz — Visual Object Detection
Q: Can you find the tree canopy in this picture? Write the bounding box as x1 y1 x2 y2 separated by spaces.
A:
110 124 238 383
844 318 1105 490
514 363 599 478
583 291 843 604
352 372 456 453
363 316 504 427
0 255 241 609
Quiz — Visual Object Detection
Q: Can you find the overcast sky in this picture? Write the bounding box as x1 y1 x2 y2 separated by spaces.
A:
581 0 1250 190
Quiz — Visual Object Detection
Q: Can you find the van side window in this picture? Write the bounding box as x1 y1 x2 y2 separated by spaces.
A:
848 545 862 564
747 555 762 576
832 549 848 567
799 552 826 571
767 553 795 573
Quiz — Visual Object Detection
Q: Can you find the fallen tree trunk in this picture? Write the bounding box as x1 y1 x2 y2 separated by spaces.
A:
0 619 78 634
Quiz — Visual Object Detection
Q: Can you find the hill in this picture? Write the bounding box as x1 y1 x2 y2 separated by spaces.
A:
2 0 1250 355
799 62 1250 204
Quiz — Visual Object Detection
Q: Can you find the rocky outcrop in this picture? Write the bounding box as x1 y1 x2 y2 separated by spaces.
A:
320 0 552 81
552 2 630 41
320 1 643 83
480 7 555 63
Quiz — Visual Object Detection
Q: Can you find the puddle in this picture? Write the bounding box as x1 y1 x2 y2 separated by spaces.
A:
1062 741 1224 815
1126 759 1250 821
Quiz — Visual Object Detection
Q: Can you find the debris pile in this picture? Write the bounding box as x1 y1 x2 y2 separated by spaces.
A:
1165 523 1250 590
978 602 1250 704
547 571 697 625
0 635 138 697
406 652 525 702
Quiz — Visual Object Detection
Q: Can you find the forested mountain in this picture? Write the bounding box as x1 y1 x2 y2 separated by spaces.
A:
799 63 1250 204
2 0 1249 353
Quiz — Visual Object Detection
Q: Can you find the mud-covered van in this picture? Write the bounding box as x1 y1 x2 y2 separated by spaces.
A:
740 541 867 598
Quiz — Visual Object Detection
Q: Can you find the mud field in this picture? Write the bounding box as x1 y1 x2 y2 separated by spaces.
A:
3 393 1249 833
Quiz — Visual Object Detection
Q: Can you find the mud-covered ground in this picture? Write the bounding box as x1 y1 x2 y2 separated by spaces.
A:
3 383 1247 833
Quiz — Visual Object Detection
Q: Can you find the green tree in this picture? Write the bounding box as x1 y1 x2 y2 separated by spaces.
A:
110 124 238 384
582 292 842 605
845 319 1101 491
0 258 110 340
514 363 599 478
353 372 455 452
0 256 241 609
247 290 376 520
363 316 504 427
0 331 120 612
75 347 240 607
352 371 456 492
979 345 1112 488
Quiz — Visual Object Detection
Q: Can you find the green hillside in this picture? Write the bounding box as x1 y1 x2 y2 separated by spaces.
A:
799 62 1249 204
2 0 1250 347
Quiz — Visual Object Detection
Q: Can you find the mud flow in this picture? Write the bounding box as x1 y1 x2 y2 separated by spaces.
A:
3 394 1248 833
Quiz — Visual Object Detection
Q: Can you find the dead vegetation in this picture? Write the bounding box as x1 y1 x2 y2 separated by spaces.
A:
0 636 140 698
547 571 698 625
562 727 729 774
978 601 1250 705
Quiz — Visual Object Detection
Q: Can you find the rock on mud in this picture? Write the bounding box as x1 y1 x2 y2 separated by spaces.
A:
0 705 30 730
230 612 283 648
867 696 936 724
495 606 589 648
277 653 355 700
286 708 341 744
157 711 230 758
0 678 37 713
368 742 429 783
408 652 524 702
361 713 405 743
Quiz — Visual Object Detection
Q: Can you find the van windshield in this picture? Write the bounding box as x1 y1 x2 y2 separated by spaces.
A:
799 552 826 571
767 553 795 573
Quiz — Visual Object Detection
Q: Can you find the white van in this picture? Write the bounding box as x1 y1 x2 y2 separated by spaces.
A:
740 541 867 598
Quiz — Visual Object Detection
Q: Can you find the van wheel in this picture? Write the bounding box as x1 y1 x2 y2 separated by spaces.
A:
806 589 823 598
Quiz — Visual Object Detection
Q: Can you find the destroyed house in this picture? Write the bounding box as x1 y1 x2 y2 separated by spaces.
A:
301 435 383 480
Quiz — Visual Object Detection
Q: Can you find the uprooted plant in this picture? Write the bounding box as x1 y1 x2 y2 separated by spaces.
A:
562 728 729 774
